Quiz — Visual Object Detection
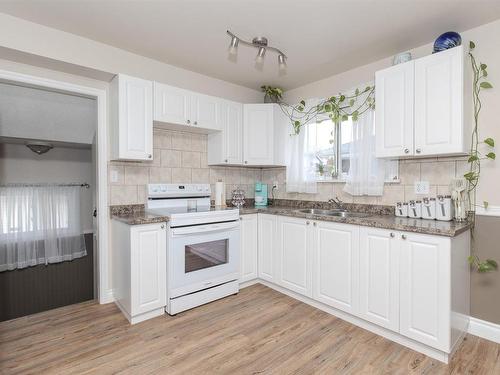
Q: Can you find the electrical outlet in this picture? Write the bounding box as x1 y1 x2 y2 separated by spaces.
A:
110 170 119 183
415 181 430 195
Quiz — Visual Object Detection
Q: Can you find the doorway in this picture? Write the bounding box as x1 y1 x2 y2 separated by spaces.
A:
0 69 109 321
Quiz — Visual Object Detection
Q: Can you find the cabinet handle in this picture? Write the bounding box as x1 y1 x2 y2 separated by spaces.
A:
404 148 409 154
390 232 395 238
416 148 421 153
306 221 310 225
244 161 248 164
401 234 407 240
194 121 198 125
313 222 317 227
187 119 191 124
161 224 165 229
225 159 228 163
148 154 152 159
239 217 243 220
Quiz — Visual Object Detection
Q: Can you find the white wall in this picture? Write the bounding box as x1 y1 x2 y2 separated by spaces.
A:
285 18 500 206
0 143 93 232
0 13 262 103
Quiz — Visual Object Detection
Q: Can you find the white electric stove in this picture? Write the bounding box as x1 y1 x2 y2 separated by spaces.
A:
146 184 240 315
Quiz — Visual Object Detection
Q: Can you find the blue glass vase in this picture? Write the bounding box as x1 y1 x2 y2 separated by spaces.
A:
433 32 462 53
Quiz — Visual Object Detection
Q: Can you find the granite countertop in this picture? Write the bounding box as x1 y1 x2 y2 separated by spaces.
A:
239 206 470 237
110 203 470 237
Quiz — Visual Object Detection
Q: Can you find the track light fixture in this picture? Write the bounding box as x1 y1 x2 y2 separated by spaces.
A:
226 30 287 71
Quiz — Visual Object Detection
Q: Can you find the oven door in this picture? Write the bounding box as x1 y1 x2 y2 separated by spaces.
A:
168 221 240 298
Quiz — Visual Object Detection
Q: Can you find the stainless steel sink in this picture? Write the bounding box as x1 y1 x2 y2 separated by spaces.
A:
294 208 369 218
295 208 344 215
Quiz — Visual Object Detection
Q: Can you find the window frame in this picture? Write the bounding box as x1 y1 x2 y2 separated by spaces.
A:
313 118 400 183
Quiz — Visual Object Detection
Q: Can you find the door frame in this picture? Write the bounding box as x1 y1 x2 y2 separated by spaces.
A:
0 68 112 303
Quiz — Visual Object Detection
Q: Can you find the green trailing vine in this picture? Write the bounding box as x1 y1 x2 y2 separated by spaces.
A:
261 41 496 272
277 85 375 134
466 41 498 272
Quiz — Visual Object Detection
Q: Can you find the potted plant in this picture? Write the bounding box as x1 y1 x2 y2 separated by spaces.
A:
261 85 283 103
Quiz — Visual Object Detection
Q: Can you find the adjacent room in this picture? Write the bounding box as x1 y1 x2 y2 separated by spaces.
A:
1 1 500 374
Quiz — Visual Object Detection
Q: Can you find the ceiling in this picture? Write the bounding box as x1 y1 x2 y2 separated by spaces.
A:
0 82 96 145
1 0 500 90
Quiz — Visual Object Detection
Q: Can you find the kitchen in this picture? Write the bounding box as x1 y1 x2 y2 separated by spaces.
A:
1 1 500 374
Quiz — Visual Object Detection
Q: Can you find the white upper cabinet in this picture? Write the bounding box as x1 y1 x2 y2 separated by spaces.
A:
359 227 399 332
110 74 153 161
313 221 360 315
153 82 221 132
207 100 243 165
242 104 288 166
192 93 220 131
375 46 469 158
375 61 414 158
414 46 466 156
154 82 191 126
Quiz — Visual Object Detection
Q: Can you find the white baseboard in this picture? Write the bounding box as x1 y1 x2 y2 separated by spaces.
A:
99 288 114 304
468 317 500 343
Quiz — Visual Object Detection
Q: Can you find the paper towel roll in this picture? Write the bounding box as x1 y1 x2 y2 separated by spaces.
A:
215 181 224 206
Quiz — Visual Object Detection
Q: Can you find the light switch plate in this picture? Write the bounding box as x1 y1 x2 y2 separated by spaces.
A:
415 181 430 195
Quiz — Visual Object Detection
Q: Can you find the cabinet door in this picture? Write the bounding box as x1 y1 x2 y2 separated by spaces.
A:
240 214 258 283
399 232 450 351
258 214 277 282
192 94 220 131
359 227 399 331
375 61 414 158
277 216 312 297
224 101 243 164
130 223 166 315
313 221 359 314
243 104 274 165
154 82 191 126
414 46 464 156
116 74 153 160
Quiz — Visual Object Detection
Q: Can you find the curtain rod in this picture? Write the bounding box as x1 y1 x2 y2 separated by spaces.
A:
0 183 90 188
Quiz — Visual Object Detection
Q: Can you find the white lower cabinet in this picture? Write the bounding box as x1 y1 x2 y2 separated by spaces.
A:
258 214 278 282
399 232 451 351
313 221 359 315
277 216 312 297
112 221 166 324
359 227 400 332
240 214 258 283
249 213 470 361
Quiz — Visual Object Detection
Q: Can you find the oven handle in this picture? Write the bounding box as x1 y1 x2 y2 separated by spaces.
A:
170 221 240 236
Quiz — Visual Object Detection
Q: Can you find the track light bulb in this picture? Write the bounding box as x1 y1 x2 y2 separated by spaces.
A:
256 47 266 63
278 54 287 71
228 36 239 55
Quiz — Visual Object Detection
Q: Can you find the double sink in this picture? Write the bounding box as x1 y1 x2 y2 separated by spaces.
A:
294 208 370 218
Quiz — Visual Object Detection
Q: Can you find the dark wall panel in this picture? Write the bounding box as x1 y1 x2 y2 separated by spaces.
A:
0 233 94 322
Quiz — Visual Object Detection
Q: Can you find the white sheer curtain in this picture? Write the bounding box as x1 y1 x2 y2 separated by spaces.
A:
285 99 321 194
343 109 386 196
0 185 87 272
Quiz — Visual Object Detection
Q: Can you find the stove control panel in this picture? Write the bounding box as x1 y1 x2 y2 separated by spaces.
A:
148 183 210 198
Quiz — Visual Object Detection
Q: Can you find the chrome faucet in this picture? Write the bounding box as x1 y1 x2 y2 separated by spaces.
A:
328 197 344 209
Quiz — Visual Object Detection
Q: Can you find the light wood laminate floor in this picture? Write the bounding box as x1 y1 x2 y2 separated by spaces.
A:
1 284 499 374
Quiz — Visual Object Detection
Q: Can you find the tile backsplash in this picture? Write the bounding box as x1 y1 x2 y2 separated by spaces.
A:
108 128 262 205
261 156 468 205
109 128 468 207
